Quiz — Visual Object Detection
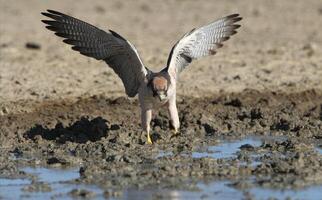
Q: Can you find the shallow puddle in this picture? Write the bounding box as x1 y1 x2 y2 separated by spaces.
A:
156 151 173 158
1 166 322 199
0 178 30 186
119 181 322 200
157 137 263 160
120 181 243 200
23 167 80 183
316 147 322 154
1 135 322 199
249 185 322 200
0 167 104 200
192 137 262 159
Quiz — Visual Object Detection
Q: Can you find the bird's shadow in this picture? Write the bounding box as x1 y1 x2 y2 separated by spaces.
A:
24 116 109 144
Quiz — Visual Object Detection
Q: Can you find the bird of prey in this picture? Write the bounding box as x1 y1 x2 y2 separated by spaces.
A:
41 10 242 144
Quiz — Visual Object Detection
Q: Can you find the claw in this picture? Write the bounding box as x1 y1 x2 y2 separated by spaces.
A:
170 128 180 139
172 128 179 135
147 131 153 144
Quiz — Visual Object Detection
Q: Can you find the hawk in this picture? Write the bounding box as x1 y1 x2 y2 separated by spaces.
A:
41 10 242 144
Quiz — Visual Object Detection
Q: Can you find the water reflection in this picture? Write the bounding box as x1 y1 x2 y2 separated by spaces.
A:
192 138 262 159
1 166 322 200
249 185 322 200
0 167 104 200
122 181 243 200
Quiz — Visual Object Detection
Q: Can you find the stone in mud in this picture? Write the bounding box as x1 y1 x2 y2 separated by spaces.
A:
68 189 96 198
224 98 242 107
10 147 23 158
270 118 290 131
110 97 130 105
250 108 263 120
202 123 216 136
103 190 123 198
110 124 121 130
240 144 255 151
47 157 68 166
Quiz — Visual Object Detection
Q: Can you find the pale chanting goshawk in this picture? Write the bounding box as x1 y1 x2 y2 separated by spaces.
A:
41 10 242 144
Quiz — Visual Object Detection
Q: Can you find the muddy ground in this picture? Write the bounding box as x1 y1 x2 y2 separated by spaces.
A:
1 0 322 199
1 89 322 199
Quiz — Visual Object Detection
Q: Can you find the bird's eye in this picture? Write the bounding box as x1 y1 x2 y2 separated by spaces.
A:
152 90 158 97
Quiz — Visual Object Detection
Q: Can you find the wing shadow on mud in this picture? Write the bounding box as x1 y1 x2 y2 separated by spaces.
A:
24 117 112 143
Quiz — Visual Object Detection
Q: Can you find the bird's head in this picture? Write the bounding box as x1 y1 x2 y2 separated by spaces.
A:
149 75 169 101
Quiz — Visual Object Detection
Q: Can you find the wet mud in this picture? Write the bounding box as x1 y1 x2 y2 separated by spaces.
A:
1 89 322 199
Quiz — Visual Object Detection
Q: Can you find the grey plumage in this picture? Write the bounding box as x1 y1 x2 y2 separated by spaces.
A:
41 9 148 97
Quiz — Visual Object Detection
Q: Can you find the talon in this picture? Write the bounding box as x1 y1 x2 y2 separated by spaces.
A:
147 132 153 144
170 129 180 139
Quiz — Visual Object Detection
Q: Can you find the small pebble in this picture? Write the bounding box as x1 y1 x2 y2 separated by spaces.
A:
25 42 41 50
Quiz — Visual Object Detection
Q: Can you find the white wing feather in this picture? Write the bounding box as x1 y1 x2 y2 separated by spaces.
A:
165 14 242 77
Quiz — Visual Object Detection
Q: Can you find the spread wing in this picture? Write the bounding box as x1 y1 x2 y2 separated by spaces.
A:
164 14 242 78
41 9 149 97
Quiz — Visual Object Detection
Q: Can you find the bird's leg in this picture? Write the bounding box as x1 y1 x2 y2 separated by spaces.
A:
168 96 180 136
141 108 153 144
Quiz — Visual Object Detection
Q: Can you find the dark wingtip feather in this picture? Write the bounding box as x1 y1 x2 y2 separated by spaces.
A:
209 49 217 55
55 32 69 38
232 24 241 29
41 20 64 31
227 13 240 19
42 12 62 21
72 46 90 53
71 46 81 51
41 20 56 26
45 25 58 31
109 29 127 42
72 46 91 57
230 30 237 35
42 20 53 27
47 9 64 16
217 43 224 48
233 17 242 23
63 38 78 45
227 17 242 26
221 37 230 42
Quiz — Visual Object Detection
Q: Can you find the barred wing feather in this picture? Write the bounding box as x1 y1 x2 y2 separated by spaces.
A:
41 10 148 97
165 14 242 77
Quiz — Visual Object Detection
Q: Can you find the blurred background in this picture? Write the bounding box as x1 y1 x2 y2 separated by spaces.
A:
1 0 322 104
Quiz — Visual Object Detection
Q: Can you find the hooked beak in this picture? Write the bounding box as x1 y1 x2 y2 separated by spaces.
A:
157 92 167 101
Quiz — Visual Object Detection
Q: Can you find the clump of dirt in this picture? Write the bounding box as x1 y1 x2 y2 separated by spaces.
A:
25 117 109 144
68 189 96 199
0 89 322 191
253 139 322 188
